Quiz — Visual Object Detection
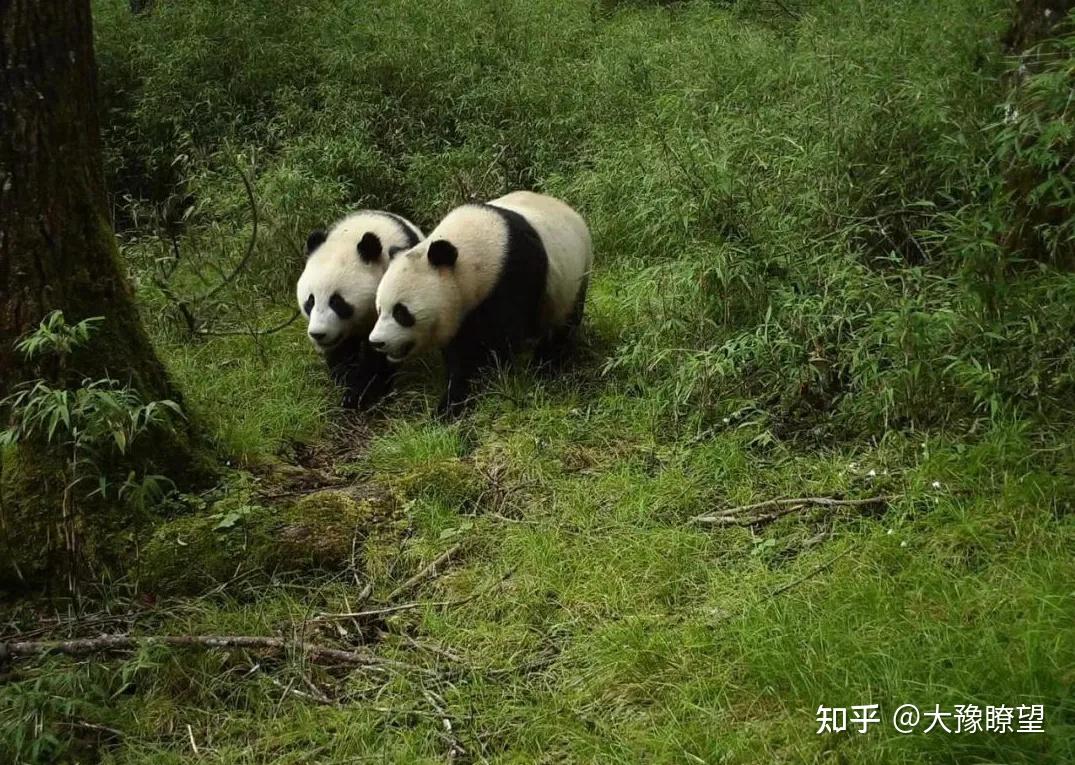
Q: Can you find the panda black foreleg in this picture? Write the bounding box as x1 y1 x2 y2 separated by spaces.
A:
438 344 479 419
349 343 396 409
326 337 396 410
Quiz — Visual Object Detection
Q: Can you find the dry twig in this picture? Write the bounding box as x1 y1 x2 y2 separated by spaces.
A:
1 633 404 669
767 547 853 599
314 567 515 624
387 543 463 602
692 494 899 526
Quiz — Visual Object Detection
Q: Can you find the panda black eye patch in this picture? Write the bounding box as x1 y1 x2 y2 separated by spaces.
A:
329 292 354 319
303 294 314 315
392 303 415 327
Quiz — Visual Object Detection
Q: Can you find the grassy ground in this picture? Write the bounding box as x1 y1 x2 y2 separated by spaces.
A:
3 0 1075 762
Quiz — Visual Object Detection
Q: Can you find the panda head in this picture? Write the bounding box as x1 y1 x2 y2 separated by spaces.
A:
297 225 391 350
369 239 464 363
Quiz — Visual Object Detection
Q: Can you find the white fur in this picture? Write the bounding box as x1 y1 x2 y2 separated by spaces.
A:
369 192 592 362
296 211 422 350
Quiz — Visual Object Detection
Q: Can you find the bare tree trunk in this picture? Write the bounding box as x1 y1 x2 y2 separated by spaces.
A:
0 0 203 586
0 0 175 397
1004 0 1074 53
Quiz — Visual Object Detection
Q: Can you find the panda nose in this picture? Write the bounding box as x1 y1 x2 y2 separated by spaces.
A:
369 340 386 350
309 331 327 343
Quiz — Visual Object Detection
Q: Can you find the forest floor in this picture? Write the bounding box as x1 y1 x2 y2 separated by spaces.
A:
3 0 1075 762
3 321 1072 763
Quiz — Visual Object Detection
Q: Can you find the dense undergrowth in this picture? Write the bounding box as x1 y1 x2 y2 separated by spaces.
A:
2 0 1074 762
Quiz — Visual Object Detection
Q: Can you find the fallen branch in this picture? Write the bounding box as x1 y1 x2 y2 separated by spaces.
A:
315 567 515 624
425 688 468 760
1 634 400 668
387 543 463 602
267 674 336 706
59 720 125 740
312 597 467 623
692 494 899 526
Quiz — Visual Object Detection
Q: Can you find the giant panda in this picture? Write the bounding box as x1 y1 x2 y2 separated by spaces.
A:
368 191 592 416
297 210 423 408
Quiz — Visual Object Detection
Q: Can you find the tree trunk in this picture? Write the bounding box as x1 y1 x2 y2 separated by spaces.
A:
1004 0 1074 53
0 0 172 396
0 0 205 587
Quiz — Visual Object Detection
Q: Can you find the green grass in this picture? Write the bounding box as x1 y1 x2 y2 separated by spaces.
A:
3 0 1075 762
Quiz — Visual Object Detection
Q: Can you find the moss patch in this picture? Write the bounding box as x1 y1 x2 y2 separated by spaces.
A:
137 487 397 595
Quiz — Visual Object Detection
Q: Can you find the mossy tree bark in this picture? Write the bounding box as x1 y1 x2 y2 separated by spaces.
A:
0 0 172 396
0 0 204 586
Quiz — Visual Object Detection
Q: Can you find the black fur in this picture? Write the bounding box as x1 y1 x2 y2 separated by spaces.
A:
306 229 327 255
328 292 354 319
324 336 396 410
428 240 458 268
438 204 549 417
533 274 588 368
372 211 422 249
392 303 416 327
357 232 382 262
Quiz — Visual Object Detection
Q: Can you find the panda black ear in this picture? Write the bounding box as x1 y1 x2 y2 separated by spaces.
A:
357 232 383 263
306 229 327 257
427 239 457 269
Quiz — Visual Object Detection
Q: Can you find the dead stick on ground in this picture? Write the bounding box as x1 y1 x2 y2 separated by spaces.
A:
1 634 410 670
387 543 463 602
315 567 515 624
425 688 467 760
767 547 853 599
267 674 335 706
692 495 899 526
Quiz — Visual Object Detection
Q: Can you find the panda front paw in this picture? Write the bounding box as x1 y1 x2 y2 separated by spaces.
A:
435 393 468 420
341 389 361 410
342 380 392 411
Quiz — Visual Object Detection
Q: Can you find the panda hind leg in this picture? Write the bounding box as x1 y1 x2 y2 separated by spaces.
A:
533 279 588 371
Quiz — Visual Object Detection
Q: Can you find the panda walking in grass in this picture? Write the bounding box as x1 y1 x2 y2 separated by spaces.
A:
296 210 423 409
369 191 593 417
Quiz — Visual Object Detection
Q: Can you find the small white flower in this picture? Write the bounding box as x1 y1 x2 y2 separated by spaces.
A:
931 480 941 489
886 528 894 535
867 469 877 478
722 417 730 424
900 541 908 548
1044 8 1052 18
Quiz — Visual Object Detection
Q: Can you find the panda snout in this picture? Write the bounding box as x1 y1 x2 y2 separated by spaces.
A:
369 340 386 350
308 330 338 349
